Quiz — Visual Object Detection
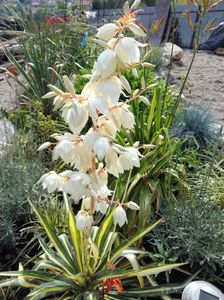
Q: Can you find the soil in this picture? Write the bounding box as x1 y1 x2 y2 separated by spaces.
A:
170 49 224 126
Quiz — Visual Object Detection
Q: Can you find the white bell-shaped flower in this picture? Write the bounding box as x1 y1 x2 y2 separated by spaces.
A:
109 37 146 67
96 76 122 105
105 149 123 177
82 82 108 121
93 137 110 161
113 206 128 227
89 166 110 196
83 128 101 152
37 171 65 193
53 139 76 164
97 200 109 214
76 210 93 231
62 99 89 135
74 136 93 171
51 133 92 170
63 172 90 203
96 185 112 200
96 23 119 41
96 116 118 139
82 77 122 122
92 49 116 81
119 147 141 170
111 104 135 130
83 196 109 215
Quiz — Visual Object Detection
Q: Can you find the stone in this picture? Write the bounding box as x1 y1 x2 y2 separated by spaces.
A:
0 117 15 151
215 47 224 56
162 42 184 61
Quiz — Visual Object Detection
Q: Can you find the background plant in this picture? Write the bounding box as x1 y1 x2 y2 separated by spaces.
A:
0 134 44 268
145 47 169 71
171 105 220 149
146 195 224 284
4 4 97 100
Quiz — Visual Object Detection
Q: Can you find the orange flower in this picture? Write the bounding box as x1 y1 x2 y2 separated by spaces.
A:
50 16 57 26
103 263 123 294
118 12 137 26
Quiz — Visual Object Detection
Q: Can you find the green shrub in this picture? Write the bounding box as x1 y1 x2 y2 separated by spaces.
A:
146 196 224 282
0 136 44 264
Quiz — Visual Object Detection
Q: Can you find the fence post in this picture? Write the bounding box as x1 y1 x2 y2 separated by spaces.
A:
150 0 171 46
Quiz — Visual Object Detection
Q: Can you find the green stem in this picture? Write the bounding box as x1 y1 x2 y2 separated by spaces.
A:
166 7 205 127
161 0 178 123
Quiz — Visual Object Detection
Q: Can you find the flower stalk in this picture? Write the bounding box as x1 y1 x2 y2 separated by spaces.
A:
38 0 150 232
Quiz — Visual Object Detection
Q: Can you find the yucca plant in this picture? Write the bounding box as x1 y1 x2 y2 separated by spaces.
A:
114 81 188 233
0 200 195 299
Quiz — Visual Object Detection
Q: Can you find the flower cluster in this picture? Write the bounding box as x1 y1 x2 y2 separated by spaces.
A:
39 0 146 231
45 15 72 27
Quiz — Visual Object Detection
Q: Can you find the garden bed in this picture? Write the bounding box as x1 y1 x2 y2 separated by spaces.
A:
0 1 224 299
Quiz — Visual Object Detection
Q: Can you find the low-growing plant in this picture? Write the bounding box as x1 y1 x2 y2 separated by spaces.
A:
146 196 224 283
186 146 224 209
171 106 219 148
0 135 44 265
9 99 60 139
146 47 169 71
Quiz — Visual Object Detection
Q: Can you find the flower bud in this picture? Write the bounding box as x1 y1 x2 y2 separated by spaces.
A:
96 23 119 41
139 96 150 106
156 134 164 145
131 0 141 10
127 201 140 210
142 62 154 68
37 142 52 151
63 75 76 94
133 141 140 148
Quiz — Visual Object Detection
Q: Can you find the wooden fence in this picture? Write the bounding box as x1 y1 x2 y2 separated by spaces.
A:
1 2 224 48
91 3 224 48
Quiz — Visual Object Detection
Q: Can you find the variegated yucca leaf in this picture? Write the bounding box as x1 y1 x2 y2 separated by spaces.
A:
0 205 191 299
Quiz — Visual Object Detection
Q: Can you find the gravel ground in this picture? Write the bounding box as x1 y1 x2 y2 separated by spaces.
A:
0 75 18 112
170 49 224 126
